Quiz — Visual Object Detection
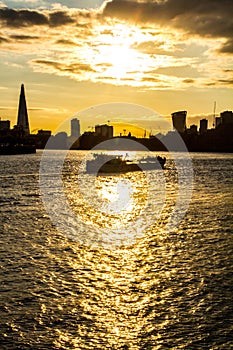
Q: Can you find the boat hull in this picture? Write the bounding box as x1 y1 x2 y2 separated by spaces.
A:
86 157 166 174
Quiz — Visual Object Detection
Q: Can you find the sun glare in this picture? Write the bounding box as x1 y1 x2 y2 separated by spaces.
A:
89 23 154 83
98 179 134 213
68 22 176 87
99 44 139 80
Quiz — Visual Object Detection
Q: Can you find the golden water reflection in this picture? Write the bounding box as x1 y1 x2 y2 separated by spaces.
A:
57 154 184 347
64 169 149 232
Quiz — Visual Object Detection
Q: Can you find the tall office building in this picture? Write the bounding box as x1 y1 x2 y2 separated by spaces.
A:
171 111 187 133
220 110 233 125
71 118 80 138
199 119 208 134
17 84 30 135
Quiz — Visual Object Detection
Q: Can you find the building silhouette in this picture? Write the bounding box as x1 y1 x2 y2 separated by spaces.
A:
0 120 10 131
71 118 80 138
188 124 198 134
95 124 113 139
171 111 187 133
1 83 232 152
17 84 30 135
199 119 208 134
220 110 233 125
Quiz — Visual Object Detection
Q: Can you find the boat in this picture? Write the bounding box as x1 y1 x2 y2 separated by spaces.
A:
0 144 36 155
86 154 166 174
138 155 166 170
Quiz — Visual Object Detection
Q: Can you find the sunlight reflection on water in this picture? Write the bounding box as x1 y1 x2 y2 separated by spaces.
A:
0 152 232 349
62 151 167 246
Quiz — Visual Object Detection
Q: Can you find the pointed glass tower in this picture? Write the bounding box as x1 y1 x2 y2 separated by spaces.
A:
17 84 30 135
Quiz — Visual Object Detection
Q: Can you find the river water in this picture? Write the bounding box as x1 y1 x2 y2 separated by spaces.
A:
0 151 232 349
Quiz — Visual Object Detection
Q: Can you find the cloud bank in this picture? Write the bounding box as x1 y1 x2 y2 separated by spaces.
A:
0 0 232 90
103 0 233 54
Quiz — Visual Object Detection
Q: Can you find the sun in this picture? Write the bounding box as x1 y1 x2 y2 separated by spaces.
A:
70 22 174 87
89 23 150 83
99 44 139 80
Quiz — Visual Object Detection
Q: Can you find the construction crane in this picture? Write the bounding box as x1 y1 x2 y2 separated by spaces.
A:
213 101 216 128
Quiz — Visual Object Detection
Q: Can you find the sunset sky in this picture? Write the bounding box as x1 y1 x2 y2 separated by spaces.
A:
0 0 232 134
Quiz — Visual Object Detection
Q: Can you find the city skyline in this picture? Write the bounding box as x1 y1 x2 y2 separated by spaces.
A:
1 82 232 154
0 1 232 133
1 83 233 139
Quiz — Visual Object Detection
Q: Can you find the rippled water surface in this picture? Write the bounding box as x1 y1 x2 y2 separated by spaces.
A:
0 151 232 349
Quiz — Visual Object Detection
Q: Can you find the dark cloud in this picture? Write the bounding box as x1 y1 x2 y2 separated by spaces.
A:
119 77 135 81
205 82 217 86
62 63 96 73
218 39 233 55
205 78 233 86
56 39 77 46
49 11 75 27
0 36 9 43
76 22 92 29
100 29 113 35
103 0 233 53
0 8 48 27
217 79 233 85
96 62 113 67
183 79 195 84
103 0 162 22
10 34 39 41
223 69 233 73
141 76 162 83
0 8 77 28
33 59 96 74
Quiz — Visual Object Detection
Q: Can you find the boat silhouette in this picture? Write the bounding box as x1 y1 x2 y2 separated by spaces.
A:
86 154 166 174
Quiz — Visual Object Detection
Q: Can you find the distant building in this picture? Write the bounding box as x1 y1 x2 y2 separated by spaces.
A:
51 132 67 149
199 119 208 134
187 124 198 134
220 110 233 125
17 84 30 135
171 111 187 133
95 124 113 139
0 120 10 131
35 130 51 148
37 129 51 137
71 118 80 138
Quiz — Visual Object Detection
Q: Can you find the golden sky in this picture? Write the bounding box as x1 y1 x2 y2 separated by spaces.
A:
0 0 232 134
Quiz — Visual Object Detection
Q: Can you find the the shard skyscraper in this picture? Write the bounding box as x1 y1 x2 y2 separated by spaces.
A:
17 84 30 135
